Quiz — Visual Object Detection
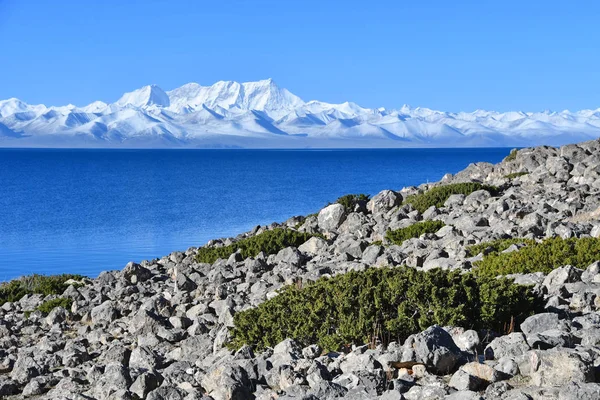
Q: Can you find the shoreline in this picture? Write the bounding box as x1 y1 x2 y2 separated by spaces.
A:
1 139 600 399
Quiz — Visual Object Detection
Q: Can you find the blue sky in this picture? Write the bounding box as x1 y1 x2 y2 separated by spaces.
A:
0 0 598 112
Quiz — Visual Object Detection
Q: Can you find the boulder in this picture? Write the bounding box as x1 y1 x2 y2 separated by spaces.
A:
529 348 594 386
318 204 347 231
367 190 402 215
401 325 462 374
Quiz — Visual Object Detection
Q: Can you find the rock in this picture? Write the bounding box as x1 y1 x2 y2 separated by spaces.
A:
201 364 252 400
274 246 304 267
123 261 153 284
45 305 68 325
299 236 329 255
10 352 44 384
22 379 45 397
484 333 530 360
460 361 505 385
302 344 322 360
449 369 485 391
367 190 402 215
91 300 119 325
0 378 18 397
318 203 347 231
543 265 583 294
401 325 462 374
520 313 563 336
147 386 187 400
130 346 160 371
454 330 480 352
130 372 162 399
529 348 594 386
558 382 600 400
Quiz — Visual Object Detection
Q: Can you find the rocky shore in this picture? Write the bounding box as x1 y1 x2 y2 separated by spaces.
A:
2 139 600 400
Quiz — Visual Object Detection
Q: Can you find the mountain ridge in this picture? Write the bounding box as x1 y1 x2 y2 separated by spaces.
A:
1 79 600 148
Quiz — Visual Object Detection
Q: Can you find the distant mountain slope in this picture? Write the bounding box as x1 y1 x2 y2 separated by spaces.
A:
1 79 599 148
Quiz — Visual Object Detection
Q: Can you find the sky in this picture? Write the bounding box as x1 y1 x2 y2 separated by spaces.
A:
0 0 598 112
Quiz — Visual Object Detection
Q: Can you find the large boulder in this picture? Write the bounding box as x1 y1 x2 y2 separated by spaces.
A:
529 348 595 386
484 333 530 360
90 300 119 326
318 203 347 231
201 364 252 400
367 190 402 215
298 236 329 256
401 325 462 374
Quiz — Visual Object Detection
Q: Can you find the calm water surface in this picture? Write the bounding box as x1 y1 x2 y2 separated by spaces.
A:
0 148 510 280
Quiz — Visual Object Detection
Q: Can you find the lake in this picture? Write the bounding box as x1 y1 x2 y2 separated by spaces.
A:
0 148 510 280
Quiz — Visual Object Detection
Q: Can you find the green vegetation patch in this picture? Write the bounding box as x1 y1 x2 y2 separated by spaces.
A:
336 193 370 211
466 238 536 257
196 228 321 264
229 267 539 351
403 183 499 213
386 220 446 245
504 172 529 180
0 274 85 306
36 297 73 314
504 149 518 162
473 237 600 277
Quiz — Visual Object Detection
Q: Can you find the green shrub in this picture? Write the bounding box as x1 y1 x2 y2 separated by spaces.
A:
196 228 320 264
0 274 85 306
403 183 499 213
473 237 600 277
336 194 370 211
386 220 446 245
504 172 529 180
229 267 540 351
36 297 73 314
466 238 536 257
504 149 518 162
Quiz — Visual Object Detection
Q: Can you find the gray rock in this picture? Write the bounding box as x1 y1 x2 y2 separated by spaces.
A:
318 203 347 231
454 330 480 352
91 300 119 325
484 333 530 360
123 261 153 284
299 236 329 255
529 348 594 386
401 325 462 374
130 372 162 399
0 378 18 397
147 386 187 400
201 364 252 400
130 346 161 371
449 369 485 391
368 190 402 215
520 313 563 336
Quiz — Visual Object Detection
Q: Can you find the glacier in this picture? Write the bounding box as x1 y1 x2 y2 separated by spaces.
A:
1 78 600 148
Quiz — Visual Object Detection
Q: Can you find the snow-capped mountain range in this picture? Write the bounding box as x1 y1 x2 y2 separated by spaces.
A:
1 78 600 148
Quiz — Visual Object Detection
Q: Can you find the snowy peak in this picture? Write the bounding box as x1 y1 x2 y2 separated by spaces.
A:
167 78 304 115
116 85 170 108
1 78 600 148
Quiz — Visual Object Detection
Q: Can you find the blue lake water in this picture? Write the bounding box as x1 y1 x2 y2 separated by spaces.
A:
0 148 510 281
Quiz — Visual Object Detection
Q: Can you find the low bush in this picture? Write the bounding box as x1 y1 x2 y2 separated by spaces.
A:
37 297 73 314
504 149 518 162
403 183 499 213
196 228 320 264
504 172 529 180
466 238 536 257
473 237 600 277
386 220 445 245
336 194 370 211
229 267 540 351
0 274 85 306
